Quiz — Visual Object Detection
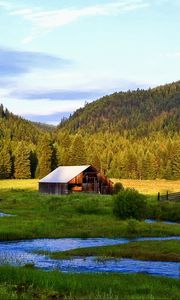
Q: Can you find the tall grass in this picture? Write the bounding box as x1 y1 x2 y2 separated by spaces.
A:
0 266 179 299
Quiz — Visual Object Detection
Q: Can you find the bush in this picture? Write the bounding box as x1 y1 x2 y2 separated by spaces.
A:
113 182 124 194
126 218 139 234
113 188 147 220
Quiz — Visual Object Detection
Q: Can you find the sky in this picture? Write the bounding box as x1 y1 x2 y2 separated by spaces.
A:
0 0 180 125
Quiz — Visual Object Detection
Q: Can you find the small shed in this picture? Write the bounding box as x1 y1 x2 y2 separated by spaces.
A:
39 165 113 195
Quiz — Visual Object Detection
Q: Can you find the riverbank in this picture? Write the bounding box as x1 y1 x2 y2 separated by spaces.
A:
41 239 180 262
0 266 179 300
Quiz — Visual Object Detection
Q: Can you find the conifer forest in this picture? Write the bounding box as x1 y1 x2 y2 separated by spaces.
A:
0 81 180 180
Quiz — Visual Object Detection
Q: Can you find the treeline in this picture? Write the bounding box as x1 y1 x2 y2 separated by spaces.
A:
0 81 180 180
2 130 179 180
0 130 87 179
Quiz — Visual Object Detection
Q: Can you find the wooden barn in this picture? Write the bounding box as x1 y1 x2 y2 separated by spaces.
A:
39 165 113 195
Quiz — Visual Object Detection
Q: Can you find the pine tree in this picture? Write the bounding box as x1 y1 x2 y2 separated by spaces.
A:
69 134 87 165
30 151 38 178
91 153 101 171
0 141 12 179
37 135 53 179
171 145 180 179
14 142 31 179
57 131 72 165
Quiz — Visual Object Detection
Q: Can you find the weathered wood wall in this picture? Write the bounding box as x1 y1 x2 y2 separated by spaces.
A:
39 183 68 195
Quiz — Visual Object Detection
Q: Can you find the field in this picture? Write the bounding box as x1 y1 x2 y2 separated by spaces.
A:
0 180 180 240
114 179 180 195
0 179 38 190
1 178 180 195
0 179 179 299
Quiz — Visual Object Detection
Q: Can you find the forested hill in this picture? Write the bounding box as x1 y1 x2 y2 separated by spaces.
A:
0 104 56 179
59 81 180 136
0 82 180 180
0 104 52 143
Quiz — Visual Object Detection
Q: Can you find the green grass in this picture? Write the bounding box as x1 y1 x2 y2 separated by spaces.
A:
40 240 180 262
0 180 180 240
0 266 179 300
0 180 180 299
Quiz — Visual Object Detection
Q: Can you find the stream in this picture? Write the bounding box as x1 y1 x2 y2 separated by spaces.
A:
0 237 179 279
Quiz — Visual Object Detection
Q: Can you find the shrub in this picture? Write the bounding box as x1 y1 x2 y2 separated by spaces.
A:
113 182 124 194
113 188 146 220
126 218 139 234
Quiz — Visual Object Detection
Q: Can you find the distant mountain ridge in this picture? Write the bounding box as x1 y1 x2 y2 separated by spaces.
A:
58 81 180 136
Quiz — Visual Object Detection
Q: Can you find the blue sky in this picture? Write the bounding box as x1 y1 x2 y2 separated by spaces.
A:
0 0 179 125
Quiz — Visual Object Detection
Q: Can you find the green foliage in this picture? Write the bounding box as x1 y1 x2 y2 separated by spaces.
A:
126 218 139 234
14 142 31 179
113 189 147 220
113 182 124 194
0 141 12 179
69 134 87 165
59 81 180 135
37 134 55 179
147 201 180 222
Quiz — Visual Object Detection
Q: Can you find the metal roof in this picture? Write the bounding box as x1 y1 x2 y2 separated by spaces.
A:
39 165 91 183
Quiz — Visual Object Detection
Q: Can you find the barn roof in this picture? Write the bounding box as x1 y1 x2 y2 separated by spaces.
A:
39 165 91 183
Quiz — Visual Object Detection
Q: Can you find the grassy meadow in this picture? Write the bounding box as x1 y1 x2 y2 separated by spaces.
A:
0 179 180 240
0 179 179 299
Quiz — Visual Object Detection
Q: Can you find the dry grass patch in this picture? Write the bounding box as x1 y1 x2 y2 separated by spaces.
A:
112 179 180 195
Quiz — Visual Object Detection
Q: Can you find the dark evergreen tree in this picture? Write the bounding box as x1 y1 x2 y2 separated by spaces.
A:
69 134 87 165
37 135 53 178
0 141 12 179
14 142 31 179
30 151 38 178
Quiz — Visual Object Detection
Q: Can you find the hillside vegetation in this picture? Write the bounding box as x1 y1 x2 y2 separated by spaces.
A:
57 82 180 179
59 81 180 135
0 81 180 180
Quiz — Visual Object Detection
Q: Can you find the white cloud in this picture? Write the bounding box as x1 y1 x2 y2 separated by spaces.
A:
6 0 150 43
165 51 180 58
0 1 12 9
1 97 85 116
14 1 150 29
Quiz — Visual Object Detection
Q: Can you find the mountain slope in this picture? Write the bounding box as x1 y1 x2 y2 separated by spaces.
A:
58 81 180 136
0 104 51 144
